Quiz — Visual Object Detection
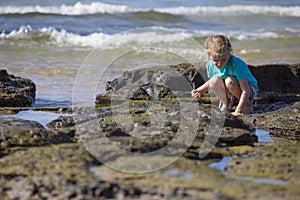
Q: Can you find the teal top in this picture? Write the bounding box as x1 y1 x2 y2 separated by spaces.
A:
206 55 258 92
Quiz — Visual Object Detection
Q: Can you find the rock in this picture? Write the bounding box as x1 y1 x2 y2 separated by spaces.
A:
47 116 75 129
0 69 36 107
219 114 257 145
96 63 207 107
46 116 76 139
0 69 9 82
0 116 72 148
95 94 112 107
248 63 300 93
248 63 300 104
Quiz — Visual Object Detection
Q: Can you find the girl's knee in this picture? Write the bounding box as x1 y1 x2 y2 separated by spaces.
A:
208 76 222 89
224 77 238 89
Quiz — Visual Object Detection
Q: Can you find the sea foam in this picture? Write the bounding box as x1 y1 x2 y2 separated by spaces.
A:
0 2 131 15
0 26 294 49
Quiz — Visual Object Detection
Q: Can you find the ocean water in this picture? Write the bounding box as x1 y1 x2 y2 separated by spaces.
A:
0 0 299 106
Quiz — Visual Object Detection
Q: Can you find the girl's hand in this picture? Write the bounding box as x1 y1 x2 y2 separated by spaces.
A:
191 90 201 98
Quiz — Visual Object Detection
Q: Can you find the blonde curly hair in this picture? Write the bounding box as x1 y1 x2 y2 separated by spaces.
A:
205 35 232 57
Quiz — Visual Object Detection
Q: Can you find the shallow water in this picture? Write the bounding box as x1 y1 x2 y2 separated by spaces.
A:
210 156 232 171
209 156 287 185
254 128 274 143
162 168 194 179
5 110 72 127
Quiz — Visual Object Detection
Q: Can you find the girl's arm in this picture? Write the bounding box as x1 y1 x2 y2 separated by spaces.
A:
191 81 209 98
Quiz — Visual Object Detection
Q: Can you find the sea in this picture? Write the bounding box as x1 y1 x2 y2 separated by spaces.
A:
1 0 299 107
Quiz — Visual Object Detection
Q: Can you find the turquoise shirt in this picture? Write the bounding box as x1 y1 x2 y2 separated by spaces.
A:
206 55 258 92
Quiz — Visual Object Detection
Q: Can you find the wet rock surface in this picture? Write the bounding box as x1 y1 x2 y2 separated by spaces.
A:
243 101 300 141
0 63 300 199
0 116 71 148
0 69 36 107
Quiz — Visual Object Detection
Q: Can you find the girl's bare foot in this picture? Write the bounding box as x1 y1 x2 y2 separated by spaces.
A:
231 104 253 116
219 102 229 112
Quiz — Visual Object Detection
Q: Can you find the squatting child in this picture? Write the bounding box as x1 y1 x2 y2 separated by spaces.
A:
191 35 258 116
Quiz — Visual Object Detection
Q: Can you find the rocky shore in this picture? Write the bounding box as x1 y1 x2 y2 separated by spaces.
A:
0 63 299 199
0 69 36 107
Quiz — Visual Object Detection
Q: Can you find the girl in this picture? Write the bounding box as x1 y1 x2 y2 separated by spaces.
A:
192 35 258 116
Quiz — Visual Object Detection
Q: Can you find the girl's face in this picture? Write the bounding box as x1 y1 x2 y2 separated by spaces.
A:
210 52 230 69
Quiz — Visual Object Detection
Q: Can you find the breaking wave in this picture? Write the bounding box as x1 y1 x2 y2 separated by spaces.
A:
1 25 299 49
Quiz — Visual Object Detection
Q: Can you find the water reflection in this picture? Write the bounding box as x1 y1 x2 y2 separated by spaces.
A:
254 128 274 143
5 110 72 128
209 156 286 185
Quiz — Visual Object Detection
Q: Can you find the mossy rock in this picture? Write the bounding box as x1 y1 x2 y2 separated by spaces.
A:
243 101 300 140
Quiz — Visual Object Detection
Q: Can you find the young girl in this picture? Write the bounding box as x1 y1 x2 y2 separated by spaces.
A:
192 35 258 116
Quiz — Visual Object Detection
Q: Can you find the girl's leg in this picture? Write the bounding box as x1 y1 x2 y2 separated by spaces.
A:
224 76 241 100
207 76 230 110
224 77 253 114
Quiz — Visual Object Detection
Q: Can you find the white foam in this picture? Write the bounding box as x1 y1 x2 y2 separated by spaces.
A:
157 5 300 17
41 27 111 47
192 29 281 41
0 2 132 15
0 25 292 52
239 48 261 55
0 2 299 17
0 26 194 48
0 26 110 47
285 27 300 34
0 25 33 39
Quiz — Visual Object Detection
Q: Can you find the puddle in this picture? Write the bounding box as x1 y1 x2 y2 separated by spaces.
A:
226 174 287 185
209 156 231 171
254 128 274 143
5 110 73 128
209 156 287 185
163 168 179 176
179 171 194 179
86 163 105 177
162 168 194 179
